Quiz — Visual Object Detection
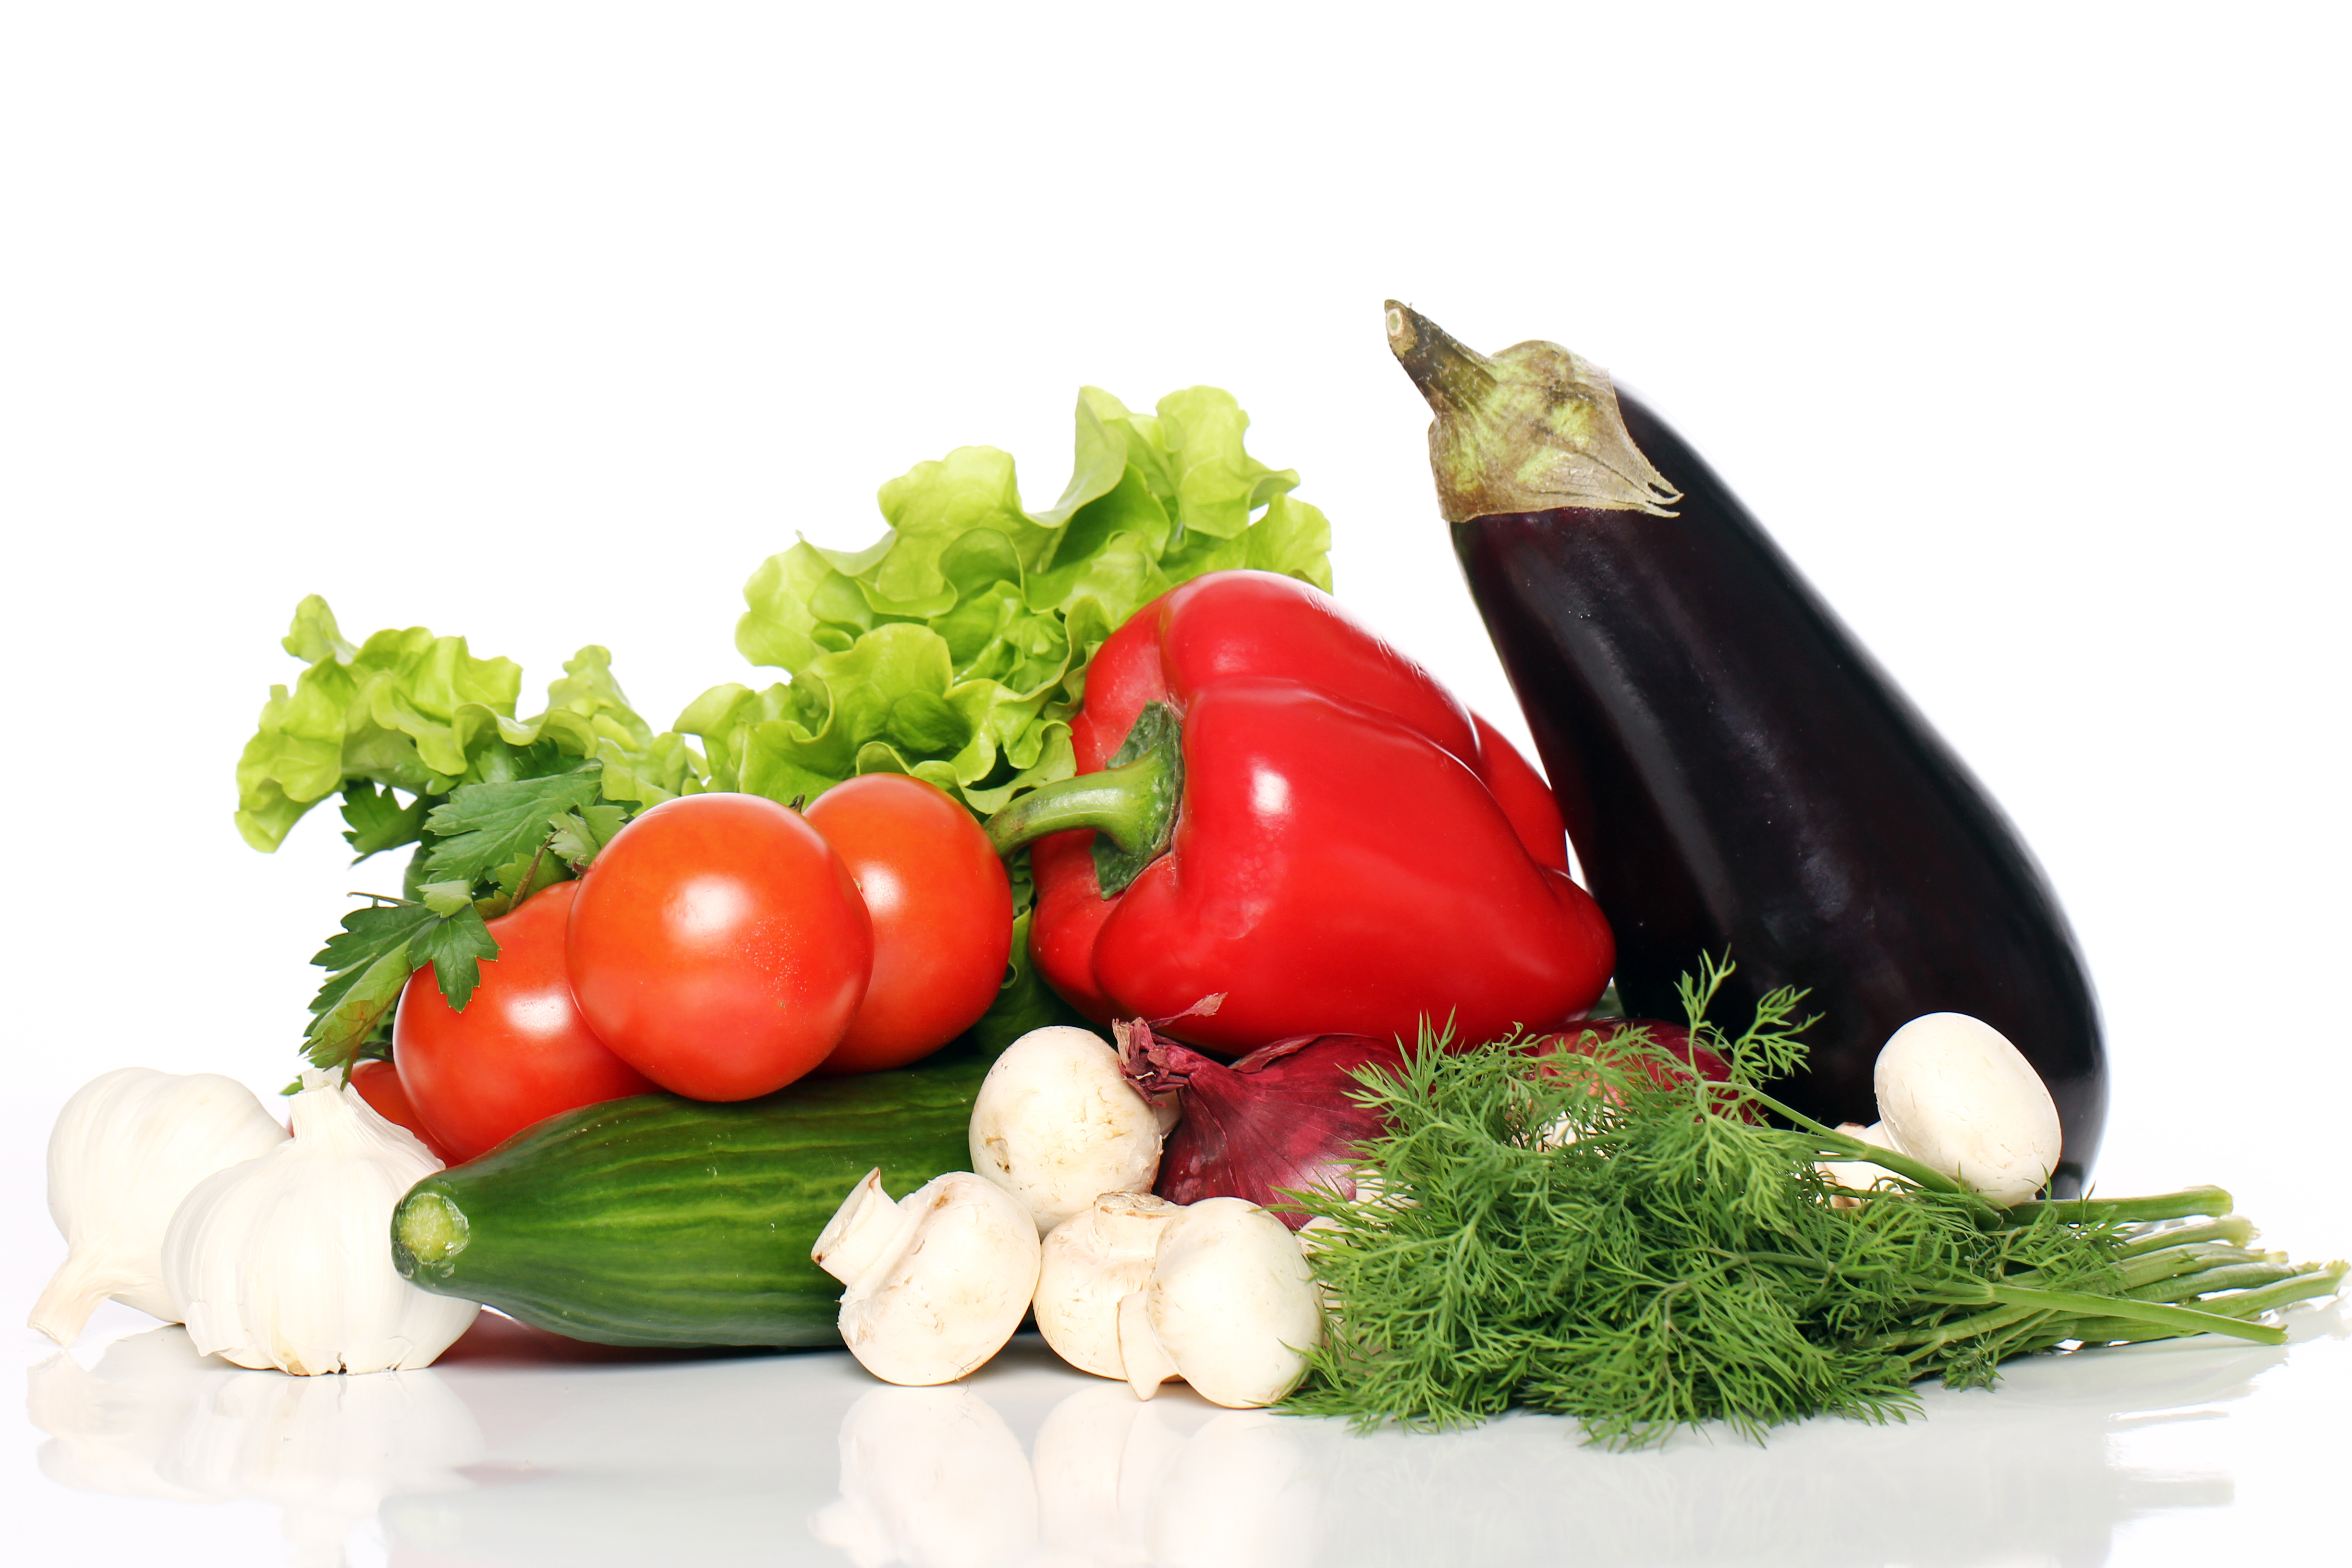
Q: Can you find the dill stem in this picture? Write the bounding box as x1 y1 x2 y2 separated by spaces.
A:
2001 1187 2233 1228
2113 1216 2256 1257
2127 1261 2307 1302
1743 1085 1994 1212
2066 1264 2348 1344
1985 1284 2285 1345
2112 1242 2267 1291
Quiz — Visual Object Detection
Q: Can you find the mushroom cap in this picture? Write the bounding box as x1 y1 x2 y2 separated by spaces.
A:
1875 1012 2062 1206
1035 1192 1182 1380
837 1172 1042 1386
968 1026 1164 1235
1143 1198 1322 1409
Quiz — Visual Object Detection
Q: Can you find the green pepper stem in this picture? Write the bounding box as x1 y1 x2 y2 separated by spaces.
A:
983 703 1185 899
984 755 1171 856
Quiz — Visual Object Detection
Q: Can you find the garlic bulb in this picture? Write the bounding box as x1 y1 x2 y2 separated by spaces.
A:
31 1067 290 1345
162 1070 479 1374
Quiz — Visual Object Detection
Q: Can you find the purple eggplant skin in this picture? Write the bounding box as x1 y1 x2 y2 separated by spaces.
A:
1410 324 2104 1193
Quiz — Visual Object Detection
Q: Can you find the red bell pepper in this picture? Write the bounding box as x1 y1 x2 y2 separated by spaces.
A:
984 570 1614 1055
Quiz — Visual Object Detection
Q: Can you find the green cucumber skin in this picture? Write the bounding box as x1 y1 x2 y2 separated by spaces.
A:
391 1043 989 1348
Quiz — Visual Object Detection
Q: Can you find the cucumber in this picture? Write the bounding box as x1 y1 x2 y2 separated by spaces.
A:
390 1039 993 1348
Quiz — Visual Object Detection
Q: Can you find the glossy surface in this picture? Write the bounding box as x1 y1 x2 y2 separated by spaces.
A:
15 1295 2345 1568
392 883 655 1162
388 1045 989 1347
1028 571 1613 1054
567 794 874 1101
806 774 1015 1076
1454 392 2106 1188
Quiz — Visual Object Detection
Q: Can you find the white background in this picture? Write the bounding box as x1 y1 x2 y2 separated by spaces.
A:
3 4 2347 1563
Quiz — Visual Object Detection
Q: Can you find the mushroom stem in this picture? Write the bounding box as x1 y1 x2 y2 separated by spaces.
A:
813 1168 914 1285
817 1170 1043 1386
1119 1288 1181 1400
1035 1192 1182 1381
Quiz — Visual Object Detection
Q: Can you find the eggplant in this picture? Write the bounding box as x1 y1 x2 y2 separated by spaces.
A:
1386 303 2105 1193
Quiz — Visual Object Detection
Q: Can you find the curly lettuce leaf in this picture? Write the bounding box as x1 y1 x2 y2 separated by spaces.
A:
236 597 703 852
712 385 1330 816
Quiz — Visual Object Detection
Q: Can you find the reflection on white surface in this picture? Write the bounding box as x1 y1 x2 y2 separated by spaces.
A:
1029 1384 1317 1568
19 1305 2347 1568
812 1385 1040 1568
28 1325 480 1567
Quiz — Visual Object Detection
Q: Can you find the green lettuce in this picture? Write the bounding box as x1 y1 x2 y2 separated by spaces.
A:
234 596 700 855
695 385 1331 813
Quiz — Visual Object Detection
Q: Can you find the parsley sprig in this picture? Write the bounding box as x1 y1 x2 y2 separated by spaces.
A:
1286 958 2346 1447
298 758 639 1077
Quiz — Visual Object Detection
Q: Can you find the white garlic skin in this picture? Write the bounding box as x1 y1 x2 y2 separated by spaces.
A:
162 1073 479 1374
30 1067 290 1344
1875 1012 2063 1207
968 1026 1165 1236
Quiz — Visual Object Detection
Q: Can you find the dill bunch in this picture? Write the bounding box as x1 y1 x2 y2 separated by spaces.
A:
1286 959 2345 1448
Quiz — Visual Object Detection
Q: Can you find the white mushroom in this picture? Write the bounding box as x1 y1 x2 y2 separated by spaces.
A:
1119 1197 1322 1410
1035 1191 1184 1380
1874 1012 2063 1206
968 1025 1167 1236
813 1169 1042 1386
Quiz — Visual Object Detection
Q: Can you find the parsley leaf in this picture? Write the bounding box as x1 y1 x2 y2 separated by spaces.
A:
548 803 630 869
422 771 602 885
303 891 505 1071
340 782 430 862
309 901 439 990
410 904 499 1012
304 944 415 1073
415 880 477 917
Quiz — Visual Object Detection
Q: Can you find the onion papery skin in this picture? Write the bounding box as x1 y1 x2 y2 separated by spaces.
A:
1123 1028 1405 1230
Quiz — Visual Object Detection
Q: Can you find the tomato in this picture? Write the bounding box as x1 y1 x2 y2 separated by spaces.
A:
805 774 1015 1075
566 792 873 1100
348 1058 452 1162
391 881 657 1161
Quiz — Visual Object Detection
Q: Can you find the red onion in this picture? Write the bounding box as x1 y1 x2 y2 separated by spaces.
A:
1116 1017 1730 1230
1118 1021 1405 1229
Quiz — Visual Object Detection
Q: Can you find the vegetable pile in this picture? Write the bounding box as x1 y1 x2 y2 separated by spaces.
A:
30 321 2345 1452
240 385 1332 1155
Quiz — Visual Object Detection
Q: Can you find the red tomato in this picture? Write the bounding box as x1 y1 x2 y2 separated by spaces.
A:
392 881 657 1161
566 793 873 1100
805 774 1015 1075
348 1058 453 1162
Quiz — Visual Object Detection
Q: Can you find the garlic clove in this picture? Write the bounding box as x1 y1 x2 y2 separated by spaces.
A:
30 1067 290 1345
1036 1192 1182 1380
161 1072 478 1375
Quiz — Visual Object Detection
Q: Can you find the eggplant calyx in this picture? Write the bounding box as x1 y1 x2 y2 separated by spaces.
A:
982 703 1183 897
1384 299 1682 523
